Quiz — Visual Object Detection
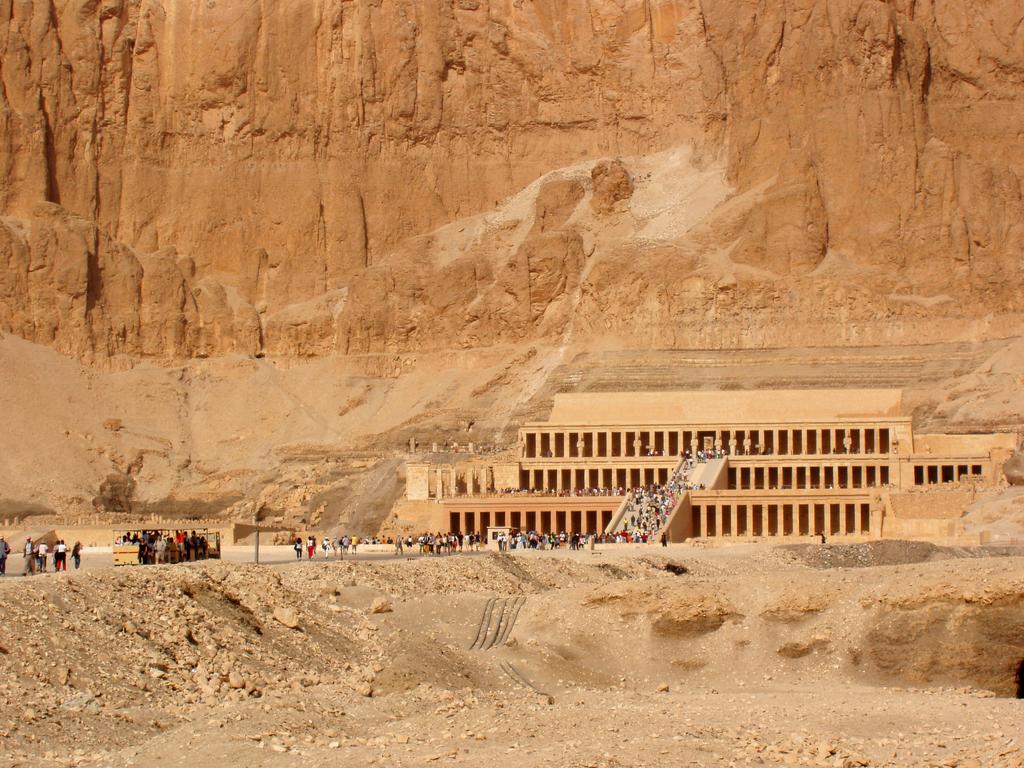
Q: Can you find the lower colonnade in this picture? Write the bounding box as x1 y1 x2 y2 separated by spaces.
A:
441 497 624 536
687 500 872 537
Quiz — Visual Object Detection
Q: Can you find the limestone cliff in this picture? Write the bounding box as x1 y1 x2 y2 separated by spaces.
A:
1 0 1021 360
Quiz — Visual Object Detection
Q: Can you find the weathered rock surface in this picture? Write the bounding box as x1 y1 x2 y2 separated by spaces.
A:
0 0 1021 360
1003 451 1024 486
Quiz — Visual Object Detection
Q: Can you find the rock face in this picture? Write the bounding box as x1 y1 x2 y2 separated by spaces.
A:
0 0 1021 360
1004 452 1024 487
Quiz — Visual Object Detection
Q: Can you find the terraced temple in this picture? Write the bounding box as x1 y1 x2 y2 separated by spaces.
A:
405 390 1015 542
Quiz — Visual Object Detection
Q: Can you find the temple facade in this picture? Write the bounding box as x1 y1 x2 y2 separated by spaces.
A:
403 390 1016 541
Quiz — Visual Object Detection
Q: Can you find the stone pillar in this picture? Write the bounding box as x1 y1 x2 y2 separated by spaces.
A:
556 467 563 493
436 468 444 499
409 437 417 453
870 502 883 538
467 467 475 496
730 505 738 537
761 506 769 536
873 428 881 455
699 507 708 538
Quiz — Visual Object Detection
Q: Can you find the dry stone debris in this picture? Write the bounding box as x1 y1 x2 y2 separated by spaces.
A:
273 607 300 630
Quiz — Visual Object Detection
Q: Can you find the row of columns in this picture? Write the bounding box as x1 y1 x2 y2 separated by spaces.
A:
521 426 894 459
521 466 669 492
731 463 891 490
450 509 614 536
430 466 493 499
913 463 984 486
694 503 871 538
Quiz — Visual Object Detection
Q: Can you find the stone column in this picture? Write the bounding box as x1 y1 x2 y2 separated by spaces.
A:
436 468 444 499
873 428 881 455
699 507 708 538
730 505 738 537
761 506 769 537
467 468 475 496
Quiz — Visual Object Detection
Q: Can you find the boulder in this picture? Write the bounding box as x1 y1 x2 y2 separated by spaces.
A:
273 607 300 629
370 597 393 614
1003 451 1024 486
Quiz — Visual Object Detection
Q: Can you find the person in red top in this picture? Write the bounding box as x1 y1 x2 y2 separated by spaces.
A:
306 535 315 559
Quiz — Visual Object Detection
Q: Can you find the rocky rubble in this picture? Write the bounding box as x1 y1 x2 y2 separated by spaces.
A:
0 549 1022 767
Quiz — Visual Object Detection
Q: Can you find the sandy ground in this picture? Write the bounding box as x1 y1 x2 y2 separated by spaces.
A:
0 543 1022 768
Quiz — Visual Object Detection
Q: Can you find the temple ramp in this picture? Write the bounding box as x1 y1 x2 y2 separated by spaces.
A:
662 491 693 542
693 458 728 490
603 495 632 534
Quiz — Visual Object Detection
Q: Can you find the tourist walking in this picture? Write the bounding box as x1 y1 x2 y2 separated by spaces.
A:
54 540 67 571
23 538 35 576
293 538 303 560
36 540 48 572
71 542 82 570
394 537 403 555
0 536 9 576
321 537 333 558
306 535 315 559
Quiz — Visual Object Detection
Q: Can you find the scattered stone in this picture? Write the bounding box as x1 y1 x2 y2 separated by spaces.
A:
273 607 301 629
370 597 393 614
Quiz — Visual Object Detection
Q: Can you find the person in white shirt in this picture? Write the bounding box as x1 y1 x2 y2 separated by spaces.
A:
54 540 68 571
37 541 49 572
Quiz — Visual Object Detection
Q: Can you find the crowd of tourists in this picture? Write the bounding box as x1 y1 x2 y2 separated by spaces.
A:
617 457 708 538
293 533 486 558
1 536 82 576
115 530 216 565
289 529 663 559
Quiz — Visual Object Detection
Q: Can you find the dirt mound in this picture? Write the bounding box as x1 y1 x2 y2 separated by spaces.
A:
780 540 979 569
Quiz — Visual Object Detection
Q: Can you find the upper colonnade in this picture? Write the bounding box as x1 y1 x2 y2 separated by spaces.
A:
519 389 911 460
